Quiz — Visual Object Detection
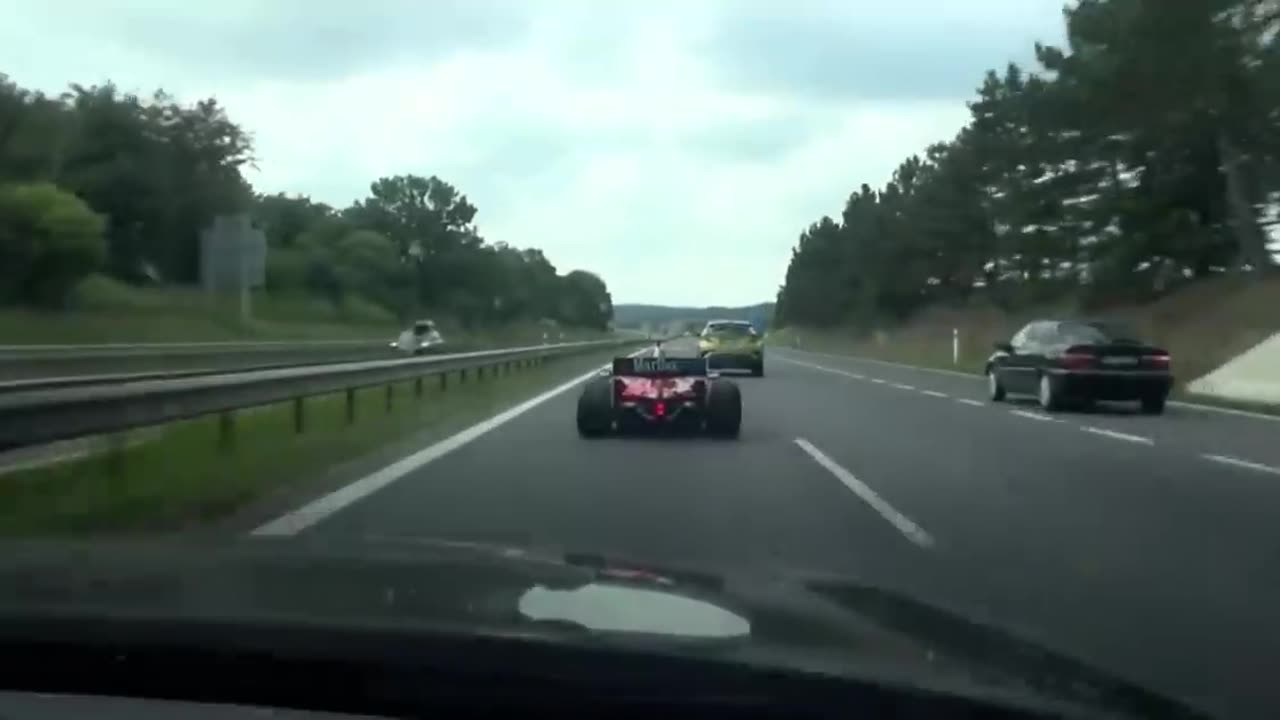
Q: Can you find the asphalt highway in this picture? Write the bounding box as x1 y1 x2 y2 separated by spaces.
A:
256 337 1280 718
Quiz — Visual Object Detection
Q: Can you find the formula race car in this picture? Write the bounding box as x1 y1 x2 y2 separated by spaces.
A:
577 355 741 438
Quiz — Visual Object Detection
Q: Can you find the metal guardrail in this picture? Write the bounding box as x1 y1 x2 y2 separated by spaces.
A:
0 339 403 385
0 357 395 395
0 337 612 383
0 339 387 360
0 339 637 452
0 343 500 395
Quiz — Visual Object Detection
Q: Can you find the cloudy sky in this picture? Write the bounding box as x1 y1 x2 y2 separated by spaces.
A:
1 0 1067 306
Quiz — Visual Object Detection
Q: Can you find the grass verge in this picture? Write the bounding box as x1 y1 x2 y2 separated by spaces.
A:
770 327 1280 417
0 276 397 343
770 327 987 374
0 348 630 536
0 274 609 345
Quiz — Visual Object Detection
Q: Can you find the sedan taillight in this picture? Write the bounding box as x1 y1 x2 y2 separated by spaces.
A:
1145 353 1170 368
1061 352 1096 370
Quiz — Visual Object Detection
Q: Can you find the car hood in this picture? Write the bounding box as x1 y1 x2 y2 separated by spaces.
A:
0 536 1199 719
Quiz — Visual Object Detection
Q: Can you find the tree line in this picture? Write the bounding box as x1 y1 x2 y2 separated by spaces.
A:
775 0 1279 329
0 75 612 329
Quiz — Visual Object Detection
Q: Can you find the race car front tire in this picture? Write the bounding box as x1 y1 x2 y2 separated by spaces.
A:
705 380 742 438
576 378 614 437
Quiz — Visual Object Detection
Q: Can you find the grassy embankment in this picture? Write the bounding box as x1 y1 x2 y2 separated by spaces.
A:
770 274 1280 412
0 274 604 345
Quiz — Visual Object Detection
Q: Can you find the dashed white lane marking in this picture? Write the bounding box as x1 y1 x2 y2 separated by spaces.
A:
1080 426 1154 445
778 349 977 379
794 438 934 549
1202 454 1280 475
870 378 887 384
1010 410 1059 422
774 356 865 382
891 383 915 391
921 390 948 398
957 399 985 407
253 348 649 536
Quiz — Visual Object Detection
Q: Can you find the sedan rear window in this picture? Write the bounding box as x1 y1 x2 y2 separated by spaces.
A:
1058 322 1137 345
707 324 755 338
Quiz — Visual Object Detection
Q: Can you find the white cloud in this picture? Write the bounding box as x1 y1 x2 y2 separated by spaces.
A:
0 0 1066 306
477 101 967 306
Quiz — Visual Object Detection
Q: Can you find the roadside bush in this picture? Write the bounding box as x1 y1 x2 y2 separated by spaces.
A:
264 247 310 294
0 183 107 307
68 273 166 310
339 295 397 325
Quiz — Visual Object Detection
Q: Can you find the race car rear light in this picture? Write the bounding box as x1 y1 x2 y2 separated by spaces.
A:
1061 352 1096 370
654 401 666 417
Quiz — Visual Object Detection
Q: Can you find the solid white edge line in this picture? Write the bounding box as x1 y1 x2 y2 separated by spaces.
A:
1010 410 1058 422
778 348 1280 423
1169 400 1280 422
773 355 865 383
1080 426 1154 445
252 348 648 537
957 398 985 407
1202 454 1280 475
777 348 978 379
794 438 934 548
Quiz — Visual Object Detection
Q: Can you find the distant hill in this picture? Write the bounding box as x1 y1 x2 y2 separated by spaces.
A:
613 303 775 332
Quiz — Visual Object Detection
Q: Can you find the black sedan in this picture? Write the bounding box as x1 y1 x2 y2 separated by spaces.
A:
985 320 1173 414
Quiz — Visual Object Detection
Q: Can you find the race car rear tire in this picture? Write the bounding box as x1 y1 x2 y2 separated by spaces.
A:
751 359 764 377
576 378 613 437
706 380 742 438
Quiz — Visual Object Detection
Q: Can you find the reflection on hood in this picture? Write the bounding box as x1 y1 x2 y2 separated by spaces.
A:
518 583 750 638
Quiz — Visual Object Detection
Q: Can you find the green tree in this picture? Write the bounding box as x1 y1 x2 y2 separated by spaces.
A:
557 270 613 330
253 193 335 247
776 0 1278 330
0 182 106 306
0 73 619 332
345 174 479 307
333 229 412 316
51 85 254 283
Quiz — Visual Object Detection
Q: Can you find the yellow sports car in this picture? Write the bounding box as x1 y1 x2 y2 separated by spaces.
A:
698 320 764 376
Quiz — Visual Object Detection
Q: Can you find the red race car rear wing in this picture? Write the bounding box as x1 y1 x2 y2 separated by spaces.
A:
613 356 708 377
